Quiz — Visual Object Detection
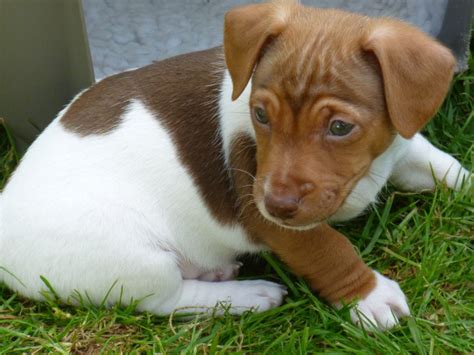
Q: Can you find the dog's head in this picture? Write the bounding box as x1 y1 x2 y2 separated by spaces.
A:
224 1 455 230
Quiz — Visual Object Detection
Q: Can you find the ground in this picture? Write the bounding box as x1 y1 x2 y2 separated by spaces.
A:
0 51 472 355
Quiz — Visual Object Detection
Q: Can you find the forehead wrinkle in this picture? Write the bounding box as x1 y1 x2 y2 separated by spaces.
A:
329 53 384 109
320 66 366 105
301 42 378 106
296 34 328 97
295 29 323 77
283 46 336 109
273 38 299 69
270 33 335 106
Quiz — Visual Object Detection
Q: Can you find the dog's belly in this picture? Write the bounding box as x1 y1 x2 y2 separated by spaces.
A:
0 100 261 292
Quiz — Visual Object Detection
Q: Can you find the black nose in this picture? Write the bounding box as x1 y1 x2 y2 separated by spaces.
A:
264 194 299 220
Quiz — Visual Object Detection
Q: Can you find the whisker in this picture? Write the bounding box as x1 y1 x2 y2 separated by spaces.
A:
238 198 258 219
235 193 256 205
229 168 256 181
231 143 256 159
238 184 255 190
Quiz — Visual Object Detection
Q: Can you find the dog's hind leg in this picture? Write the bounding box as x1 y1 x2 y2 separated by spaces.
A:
1 229 285 316
0 201 285 316
389 134 472 191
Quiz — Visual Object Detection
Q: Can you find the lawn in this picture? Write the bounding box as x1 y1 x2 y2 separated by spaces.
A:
0 54 472 353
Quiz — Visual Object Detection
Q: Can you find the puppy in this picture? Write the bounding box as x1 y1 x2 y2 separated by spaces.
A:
0 2 470 330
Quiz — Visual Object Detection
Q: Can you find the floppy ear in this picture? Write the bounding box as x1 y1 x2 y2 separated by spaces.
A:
224 3 289 100
362 21 455 138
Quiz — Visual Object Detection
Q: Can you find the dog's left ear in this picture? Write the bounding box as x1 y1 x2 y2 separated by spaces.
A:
363 21 455 138
224 3 289 100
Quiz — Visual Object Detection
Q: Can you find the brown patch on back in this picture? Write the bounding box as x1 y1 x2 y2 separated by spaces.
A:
61 71 134 135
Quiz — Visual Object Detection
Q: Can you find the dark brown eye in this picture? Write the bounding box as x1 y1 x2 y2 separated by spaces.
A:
328 120 354 136
254 107 269 125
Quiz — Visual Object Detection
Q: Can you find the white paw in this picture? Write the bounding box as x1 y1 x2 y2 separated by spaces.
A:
198 262 243 282
446 166 472 191
351 271 410 330
224 280 287 314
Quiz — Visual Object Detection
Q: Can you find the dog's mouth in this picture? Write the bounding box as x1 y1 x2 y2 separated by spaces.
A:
279 219 323 231
255 198 327 231
253 166 371 230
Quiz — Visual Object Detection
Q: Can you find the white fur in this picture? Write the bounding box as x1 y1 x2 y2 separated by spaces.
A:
330 135 410 222
219 71 255 165
0 68 470 330
390 134 472 191
349 271 410 331
332 134 471 222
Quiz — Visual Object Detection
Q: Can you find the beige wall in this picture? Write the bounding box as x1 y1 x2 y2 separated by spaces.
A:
0 0 94 153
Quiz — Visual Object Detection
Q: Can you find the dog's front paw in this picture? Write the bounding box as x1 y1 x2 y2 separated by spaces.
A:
351 271 410 330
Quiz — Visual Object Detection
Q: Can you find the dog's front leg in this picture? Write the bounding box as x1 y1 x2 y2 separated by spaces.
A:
390 134 471 191
257 223 410 330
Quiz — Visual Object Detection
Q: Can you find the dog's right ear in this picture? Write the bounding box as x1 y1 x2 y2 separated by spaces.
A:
224 3 290 100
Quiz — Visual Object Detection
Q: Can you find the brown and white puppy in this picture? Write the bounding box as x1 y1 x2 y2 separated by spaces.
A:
0 1 470 331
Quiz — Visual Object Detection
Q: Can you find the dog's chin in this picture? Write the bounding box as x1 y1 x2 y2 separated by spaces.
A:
256 201 322 231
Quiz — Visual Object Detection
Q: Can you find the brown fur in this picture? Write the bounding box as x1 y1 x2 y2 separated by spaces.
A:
61 72 132 135
224 3 287 100
363 20 455 138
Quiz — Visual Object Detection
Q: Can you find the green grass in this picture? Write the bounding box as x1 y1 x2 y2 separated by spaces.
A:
0 59 473 354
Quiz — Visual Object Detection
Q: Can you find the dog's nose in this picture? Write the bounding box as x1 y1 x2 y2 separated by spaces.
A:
264 194 299 220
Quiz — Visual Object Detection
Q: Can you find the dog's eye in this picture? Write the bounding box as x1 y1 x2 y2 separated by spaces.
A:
254 107 269 125
328 120 354 136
